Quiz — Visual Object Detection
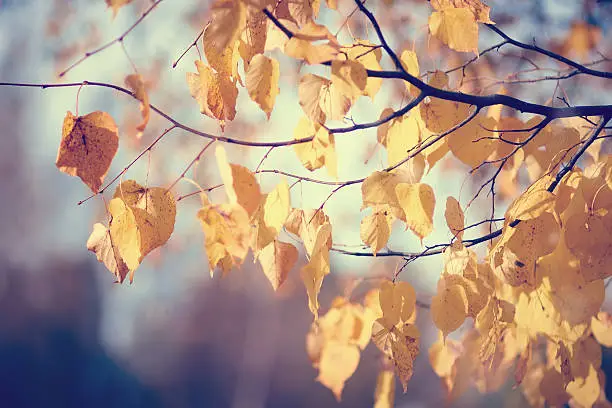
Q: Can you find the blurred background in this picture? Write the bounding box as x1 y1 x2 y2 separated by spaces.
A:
0 0 611 407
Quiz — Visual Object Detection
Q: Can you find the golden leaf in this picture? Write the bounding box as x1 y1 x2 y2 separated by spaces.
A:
87 223 129 283
124 73 150 133
105 0 132 17
186 60 238 125
342 40 383 99
246 54 280 119
360 211 391 255
263 179 291 233
293 116 338 178
258 240 299 291
445 196 464 240
395 182 436 240
301 222 332 318
56 111 119 192
430 0 494 24
206 0 247 54
431 278 468 338
331 59 367 101
316 341 360 401
379 280 417 327
429 7 479 54
198 202 251 275
373 369 395 408
215 145 262 216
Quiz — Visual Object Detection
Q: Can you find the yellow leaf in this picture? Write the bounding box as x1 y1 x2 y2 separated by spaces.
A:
263 179 291 233
251 195 277 253
384 111 421 168
400 49 420 96
373 369 395 408
215 145 262 216
379 280 417 327
331 59 367 101
298 74 328 124
301 222 332 317
105 0 132 17
316 341 360 401
429 7 479 54
431 279 468 338
203 24 240 79
565 365 602 408
445 196 464 240
430 0 494 23
293 116 338 178
565 211 612 282
124 74 150 133
447 115 497 169
108 197 141 273
186 60 238 125
246 54 280 119
239 9 268 66
258 240 298 291
360 211 390 255
592 312 612 347
371 320 420 392
284 21 339 64
198 202 251 275
56 111 119 193
395 183 436 240
87 223 129 283
491 213 560 287
361 171 405 222
506 179 556 223
109 180 177 281
206 0 247 54
298 73 351 124
342 40 383 99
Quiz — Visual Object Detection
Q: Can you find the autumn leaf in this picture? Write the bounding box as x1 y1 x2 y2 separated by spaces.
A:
371 320 420 392
215 145 262 216
206 0 247 54
284 21 339 64
56 111 119 193
258 240 299 291
395 182 436 241
186 60 238 125
330 59 367 101
87 222 129 283
239 9 268 65
445 197 464 240
301 222 332 318
203 24 240 79
379 280 417 327
298 74 350 124
373 369 395 408
316 341 360 401
400 49 420 97
429 7 479 54
109 180 176 279
125 73 150 132
360 211 390 255
293 116 338 178
246 54 280 119
431 277 468 338
105 0 132 17
430 0 494 24
198 200 251 275
342 40 383 99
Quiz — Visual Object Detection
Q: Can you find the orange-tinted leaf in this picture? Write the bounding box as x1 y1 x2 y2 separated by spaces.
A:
56 111 119 192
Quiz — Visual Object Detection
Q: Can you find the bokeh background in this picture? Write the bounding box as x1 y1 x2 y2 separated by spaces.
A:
1 0 611 407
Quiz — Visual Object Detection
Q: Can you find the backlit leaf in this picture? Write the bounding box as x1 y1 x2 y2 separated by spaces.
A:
56 111 119 192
